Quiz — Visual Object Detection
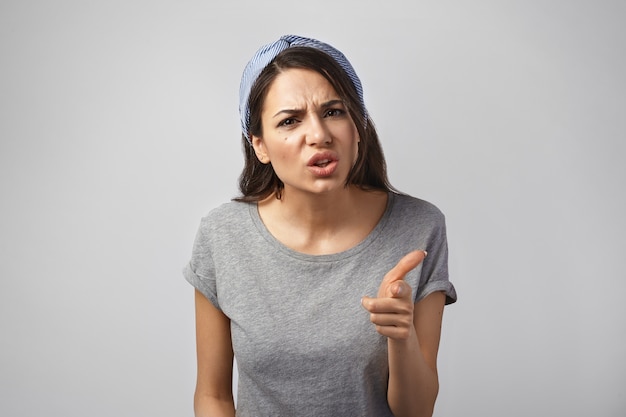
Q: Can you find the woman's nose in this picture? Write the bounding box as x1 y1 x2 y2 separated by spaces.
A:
304 115 332 146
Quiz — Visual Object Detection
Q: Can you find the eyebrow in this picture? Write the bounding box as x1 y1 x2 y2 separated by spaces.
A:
272 99 345 118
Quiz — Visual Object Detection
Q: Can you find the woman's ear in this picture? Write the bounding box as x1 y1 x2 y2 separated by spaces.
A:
251 135 270 164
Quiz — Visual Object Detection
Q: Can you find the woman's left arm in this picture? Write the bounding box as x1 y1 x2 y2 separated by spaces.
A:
362 251 447 417
387 291 445 417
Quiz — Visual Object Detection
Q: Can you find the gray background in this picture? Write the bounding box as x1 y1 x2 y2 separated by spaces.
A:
1 0 624 416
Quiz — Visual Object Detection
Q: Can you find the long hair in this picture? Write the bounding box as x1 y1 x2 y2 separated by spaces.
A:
235 47 394 202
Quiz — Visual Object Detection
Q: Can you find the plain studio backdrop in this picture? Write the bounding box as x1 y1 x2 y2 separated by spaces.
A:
1 1 624 416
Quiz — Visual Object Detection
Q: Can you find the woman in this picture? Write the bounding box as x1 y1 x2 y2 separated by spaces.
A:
184 35 457 417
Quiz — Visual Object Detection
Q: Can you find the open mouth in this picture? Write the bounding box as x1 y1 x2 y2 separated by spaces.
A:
307 152 339 176
314 159 332 168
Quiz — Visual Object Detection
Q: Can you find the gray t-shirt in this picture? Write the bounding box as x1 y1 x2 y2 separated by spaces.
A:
184 192 456 416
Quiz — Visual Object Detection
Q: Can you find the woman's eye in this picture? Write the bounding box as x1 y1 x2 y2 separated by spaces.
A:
325 109 344 117
278 118 297 127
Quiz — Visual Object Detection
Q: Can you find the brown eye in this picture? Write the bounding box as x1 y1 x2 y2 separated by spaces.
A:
325 109 344 118
278 117 297 127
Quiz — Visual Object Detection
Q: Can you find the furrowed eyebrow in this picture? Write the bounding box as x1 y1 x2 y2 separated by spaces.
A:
272 99 345 118
272 109 301 118
321 99 344 108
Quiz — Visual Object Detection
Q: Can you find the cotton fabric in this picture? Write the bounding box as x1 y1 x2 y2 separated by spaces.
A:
184 192 456 416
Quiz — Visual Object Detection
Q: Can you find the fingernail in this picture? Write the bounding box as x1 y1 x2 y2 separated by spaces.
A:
423 250 428 257
395 284 403 296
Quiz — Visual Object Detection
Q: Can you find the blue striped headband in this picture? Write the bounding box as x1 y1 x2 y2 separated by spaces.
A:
239 34 366 143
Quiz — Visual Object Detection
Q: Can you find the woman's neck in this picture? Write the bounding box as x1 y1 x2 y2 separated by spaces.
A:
257 186 388 255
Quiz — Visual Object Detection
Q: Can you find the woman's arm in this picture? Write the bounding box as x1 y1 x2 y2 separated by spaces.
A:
387 291 445 417
193 289 236 417
362 251 446 417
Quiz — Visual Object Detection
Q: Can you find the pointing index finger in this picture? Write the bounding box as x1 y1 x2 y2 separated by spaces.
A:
383 250 427 284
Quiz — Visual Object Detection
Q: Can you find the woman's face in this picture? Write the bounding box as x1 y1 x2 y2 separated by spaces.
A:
251 68 360 197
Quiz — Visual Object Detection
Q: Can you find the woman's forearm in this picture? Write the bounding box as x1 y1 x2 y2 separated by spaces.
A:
387 330 439 417
194 392 236 417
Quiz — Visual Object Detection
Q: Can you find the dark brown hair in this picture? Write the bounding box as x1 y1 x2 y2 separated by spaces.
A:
235 47 393 202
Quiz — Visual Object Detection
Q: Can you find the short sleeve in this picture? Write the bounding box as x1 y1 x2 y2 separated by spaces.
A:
183 217 221 310
414 211 457 305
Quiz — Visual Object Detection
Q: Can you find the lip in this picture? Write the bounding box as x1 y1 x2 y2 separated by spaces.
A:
307 151 339 166
307 151 339 177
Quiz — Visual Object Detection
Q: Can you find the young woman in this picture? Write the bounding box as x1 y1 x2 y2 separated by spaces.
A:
184 35 457 417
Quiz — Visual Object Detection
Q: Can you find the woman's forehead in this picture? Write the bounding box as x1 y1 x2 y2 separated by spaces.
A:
263 68 340 110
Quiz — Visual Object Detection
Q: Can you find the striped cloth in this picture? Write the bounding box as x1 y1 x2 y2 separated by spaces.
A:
238 34 366 143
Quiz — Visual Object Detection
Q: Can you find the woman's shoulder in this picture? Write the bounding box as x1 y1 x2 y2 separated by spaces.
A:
391 192 446 221
382 192 448 251
199 200 254 232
